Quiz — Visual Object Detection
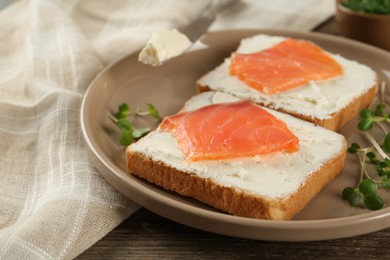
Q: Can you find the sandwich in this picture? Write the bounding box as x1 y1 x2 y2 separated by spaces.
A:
126 91 346 220
197 34 378 130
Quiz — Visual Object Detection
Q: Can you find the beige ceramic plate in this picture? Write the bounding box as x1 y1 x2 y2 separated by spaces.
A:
81 29 390 241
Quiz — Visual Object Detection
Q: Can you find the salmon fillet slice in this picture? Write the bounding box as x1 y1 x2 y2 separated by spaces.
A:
229 38 343 95
160 100 299 161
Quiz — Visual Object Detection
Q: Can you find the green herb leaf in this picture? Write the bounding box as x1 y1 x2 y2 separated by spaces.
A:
375 103 386 116
342 187 362 207
147 103 160 120
359 179 377 195
342 187 355 200
377 158 390 177
360 108 375 119
347 143 361 153
115 103 130 119
117 118 133 131
119 129 134 146
366 152 380 164
349 190 363 207
358 119 374 131
117 118 134 146
364 193 384 210
381 175 390 190
358 109 375 131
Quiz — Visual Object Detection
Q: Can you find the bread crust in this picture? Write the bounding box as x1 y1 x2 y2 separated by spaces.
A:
197 83 378 131
126 139 346 220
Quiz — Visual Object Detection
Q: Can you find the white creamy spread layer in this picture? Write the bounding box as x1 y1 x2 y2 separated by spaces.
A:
138 29 191 66
197 34 377 120
129 91 345 199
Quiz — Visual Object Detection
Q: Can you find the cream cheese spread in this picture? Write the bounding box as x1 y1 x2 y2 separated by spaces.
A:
129 91 346 199
197 34 377 120
138 29 191 66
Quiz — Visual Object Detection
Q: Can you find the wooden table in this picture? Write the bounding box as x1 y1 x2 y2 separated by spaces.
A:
78 17 390 259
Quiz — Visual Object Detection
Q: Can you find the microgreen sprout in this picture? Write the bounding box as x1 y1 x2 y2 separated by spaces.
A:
135 103 161 120
115 103 131 119
343 81 390 210
111 102 160 146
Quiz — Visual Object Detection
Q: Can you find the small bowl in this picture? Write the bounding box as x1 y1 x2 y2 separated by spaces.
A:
336 0 390 51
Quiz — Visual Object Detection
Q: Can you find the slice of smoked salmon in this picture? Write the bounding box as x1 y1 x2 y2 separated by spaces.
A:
229 38 343 95
160 100 299 161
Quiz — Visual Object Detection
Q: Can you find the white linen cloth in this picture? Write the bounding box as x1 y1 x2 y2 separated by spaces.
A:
0 0 334 258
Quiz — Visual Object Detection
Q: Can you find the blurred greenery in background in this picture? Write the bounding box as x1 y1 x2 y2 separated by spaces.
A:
343 0 390 14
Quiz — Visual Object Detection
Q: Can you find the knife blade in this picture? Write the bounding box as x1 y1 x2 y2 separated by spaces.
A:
179 0 236 43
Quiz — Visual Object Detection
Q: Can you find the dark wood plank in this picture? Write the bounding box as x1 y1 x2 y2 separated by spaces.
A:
79 208 390 259
312 16 340 35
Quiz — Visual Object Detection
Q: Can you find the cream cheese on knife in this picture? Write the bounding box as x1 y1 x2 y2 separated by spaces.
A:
138 29 191 66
